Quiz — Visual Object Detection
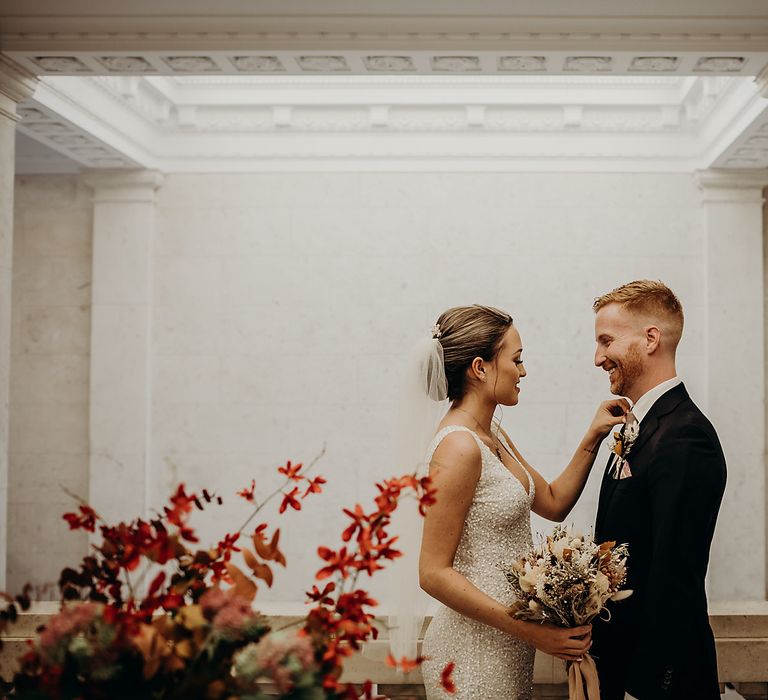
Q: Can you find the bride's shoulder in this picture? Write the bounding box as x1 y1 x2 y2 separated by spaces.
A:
430 426 482 470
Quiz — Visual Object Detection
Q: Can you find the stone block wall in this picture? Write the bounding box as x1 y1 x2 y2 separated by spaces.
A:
8 175 92 593
7 172 763 604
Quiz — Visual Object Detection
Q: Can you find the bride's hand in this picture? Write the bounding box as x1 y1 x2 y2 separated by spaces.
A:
519 621 592 661
587 398 630 441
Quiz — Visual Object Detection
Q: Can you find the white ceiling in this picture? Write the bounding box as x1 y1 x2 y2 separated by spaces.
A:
14 73 768 173
2 0 768 36
6 0 768 173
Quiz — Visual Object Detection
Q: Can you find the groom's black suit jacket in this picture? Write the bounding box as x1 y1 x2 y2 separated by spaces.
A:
592 383 726 700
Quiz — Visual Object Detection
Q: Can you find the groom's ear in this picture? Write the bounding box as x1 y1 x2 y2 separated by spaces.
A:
645 325 661 353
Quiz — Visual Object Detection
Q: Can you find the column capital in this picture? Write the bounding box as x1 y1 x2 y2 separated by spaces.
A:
0 56 38 122
694 169 768 203
82 170 164 204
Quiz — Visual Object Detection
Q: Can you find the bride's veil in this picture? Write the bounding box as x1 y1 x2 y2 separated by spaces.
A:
385 334 448 662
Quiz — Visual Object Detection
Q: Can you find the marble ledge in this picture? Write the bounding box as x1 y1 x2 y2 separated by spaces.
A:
1 601 767 686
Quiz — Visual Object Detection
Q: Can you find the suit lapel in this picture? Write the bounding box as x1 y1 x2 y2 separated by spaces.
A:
629 383 689 458
596 383 690 537
596 452 619 534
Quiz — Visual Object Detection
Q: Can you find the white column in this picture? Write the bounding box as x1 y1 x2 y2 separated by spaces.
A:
83 171 163 524
0 57 37 589
695 169 768 600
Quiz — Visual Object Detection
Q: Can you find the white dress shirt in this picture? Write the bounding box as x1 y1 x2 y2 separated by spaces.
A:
630 376 682 424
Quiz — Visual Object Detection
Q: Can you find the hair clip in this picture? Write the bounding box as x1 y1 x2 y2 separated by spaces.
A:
431 323 442 339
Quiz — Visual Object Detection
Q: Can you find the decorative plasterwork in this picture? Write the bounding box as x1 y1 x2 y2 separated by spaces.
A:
13 73 767 173
81 74 744 134
0 55 38 120
712 118 768 169
4 49 768 79
15 101 138 169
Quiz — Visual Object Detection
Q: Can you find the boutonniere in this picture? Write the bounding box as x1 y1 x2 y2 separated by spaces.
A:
608 412 640 460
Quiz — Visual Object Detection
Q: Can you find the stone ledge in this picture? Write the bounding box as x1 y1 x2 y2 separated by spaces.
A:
2 601 767 689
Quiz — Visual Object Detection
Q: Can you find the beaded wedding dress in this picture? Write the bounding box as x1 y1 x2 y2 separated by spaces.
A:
420 426 536 700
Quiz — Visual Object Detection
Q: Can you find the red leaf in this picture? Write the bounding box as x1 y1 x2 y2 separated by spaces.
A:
306 581 336 604
62 505 98 532
303 475 326 498
237 479 257 503
225 562 257 602
386 654 425 673
440 662 456 693
277 460 304 481
279 487 301 514
147 571 166 599
253 527 286 566
242 548 274 587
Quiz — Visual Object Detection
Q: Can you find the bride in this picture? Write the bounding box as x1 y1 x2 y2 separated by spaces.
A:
415 305 628 699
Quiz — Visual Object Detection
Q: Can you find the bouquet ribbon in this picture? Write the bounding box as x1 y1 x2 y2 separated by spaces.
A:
567 653 600 700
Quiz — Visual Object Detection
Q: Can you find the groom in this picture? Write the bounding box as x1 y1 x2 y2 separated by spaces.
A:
591 280 726 700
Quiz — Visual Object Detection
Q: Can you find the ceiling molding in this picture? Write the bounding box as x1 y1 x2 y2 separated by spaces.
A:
709 89 768 169
14 73 768 173
16 87 144 170
4 49 768 79
2 0 768 50
0 54 38 120
5 1 767 173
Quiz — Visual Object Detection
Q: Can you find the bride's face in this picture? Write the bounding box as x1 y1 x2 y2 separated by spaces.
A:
487 325 526 406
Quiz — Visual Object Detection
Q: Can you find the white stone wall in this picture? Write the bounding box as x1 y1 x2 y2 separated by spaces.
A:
7 172 763 602
8 175 92 593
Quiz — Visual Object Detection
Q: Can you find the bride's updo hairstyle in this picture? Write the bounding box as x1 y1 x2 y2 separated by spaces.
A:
434 305 513 401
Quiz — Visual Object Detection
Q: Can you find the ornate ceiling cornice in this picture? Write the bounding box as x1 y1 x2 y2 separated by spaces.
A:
6 2 768 172
14 73 768 173
0 55 37 121
4 47 768 79
3 31 768 53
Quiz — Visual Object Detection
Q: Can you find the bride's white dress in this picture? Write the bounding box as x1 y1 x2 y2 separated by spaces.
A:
420 425 536 700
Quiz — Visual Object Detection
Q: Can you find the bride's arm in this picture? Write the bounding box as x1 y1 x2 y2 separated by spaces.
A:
499 398 628 522
419 431 592 661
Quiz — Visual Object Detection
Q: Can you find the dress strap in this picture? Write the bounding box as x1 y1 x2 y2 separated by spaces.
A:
495 426 536 500
425 425 486 466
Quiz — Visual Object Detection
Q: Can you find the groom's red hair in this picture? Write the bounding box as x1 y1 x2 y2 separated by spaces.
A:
593 280 684 349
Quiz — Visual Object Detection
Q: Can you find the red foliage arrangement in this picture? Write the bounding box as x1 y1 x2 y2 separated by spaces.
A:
0 454 455 699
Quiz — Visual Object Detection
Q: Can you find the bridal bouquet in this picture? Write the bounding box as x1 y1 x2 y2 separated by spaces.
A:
502 526 632 700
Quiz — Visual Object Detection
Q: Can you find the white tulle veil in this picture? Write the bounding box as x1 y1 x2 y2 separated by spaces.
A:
385 333 448 661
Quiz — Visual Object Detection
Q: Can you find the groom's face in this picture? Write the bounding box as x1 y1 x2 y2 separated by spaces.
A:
594 303 646 400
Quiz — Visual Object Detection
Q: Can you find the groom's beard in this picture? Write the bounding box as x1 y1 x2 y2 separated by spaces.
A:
609 343 644 397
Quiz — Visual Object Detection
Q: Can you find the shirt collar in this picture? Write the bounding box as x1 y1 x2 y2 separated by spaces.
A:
630 376 682 424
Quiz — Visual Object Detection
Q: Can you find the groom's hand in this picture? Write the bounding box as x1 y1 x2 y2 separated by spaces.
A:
521 622 592 661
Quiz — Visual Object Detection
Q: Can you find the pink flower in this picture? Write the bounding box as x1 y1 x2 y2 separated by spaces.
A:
233 631 315 692
199 587 229 617
212 600 251 632
38 602 102 654
201 586 258 636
